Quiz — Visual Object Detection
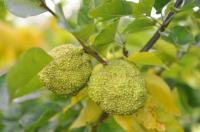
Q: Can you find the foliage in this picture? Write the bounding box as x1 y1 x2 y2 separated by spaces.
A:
0 0 200 131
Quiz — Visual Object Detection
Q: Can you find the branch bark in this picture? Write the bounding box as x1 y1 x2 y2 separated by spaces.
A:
140 0 184 52
74 36 108 65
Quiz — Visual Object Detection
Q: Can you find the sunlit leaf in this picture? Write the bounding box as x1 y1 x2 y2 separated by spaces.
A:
113 115 135 131
6 48 53 100
63 88 88 113
124 17 155 33
145 74 180 116
70 99 102 129
154 39 177 61
128 52 165 67
4 0 47 18
89 0 132 20
134 96 166 132
133 0 155 16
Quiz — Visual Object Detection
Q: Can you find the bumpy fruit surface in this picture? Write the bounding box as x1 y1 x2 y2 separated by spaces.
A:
39 44 92 95
88 59 147 115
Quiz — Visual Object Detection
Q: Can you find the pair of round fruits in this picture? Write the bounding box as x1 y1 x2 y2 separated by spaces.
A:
39 44 147 115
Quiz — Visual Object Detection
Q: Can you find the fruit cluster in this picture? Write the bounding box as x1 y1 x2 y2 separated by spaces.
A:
39 44 147 115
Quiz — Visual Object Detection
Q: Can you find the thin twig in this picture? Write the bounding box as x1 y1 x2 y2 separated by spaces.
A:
75 36 108 65
117 31 128 57
140 0 184 52
42 1 107 65
40 0 57 18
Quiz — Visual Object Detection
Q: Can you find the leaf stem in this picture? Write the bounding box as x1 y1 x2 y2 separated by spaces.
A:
140 0 184 52
40 0 57 18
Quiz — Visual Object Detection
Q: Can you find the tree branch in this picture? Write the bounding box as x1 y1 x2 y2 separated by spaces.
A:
140 0 184 52
74 36 108 65
41 1 107 65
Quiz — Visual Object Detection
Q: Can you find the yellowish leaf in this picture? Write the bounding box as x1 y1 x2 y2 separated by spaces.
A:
63 88 88 112
154 39 177 60
145 74 180 116
128 52 166 67
134 96 166 132
70 99 102 129
155 107 184 132
113 115 135 132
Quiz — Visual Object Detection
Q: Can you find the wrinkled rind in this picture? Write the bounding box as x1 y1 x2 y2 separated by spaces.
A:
39 44 92 96
88 59 147 115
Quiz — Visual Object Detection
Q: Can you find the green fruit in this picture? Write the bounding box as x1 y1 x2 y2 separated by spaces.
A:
38 44 92 96
88 59 147 115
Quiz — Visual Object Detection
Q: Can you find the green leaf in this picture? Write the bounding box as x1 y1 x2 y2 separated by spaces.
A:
124 17 155 33
6 48 53 100
98 116 123 132
19 102 61 131
70 99 102 129
154 39 177 61
128 52 165 67
177 82 200 108
89 0 132 20
94 21 118 51
4 0 47 18
163 26 194 45
133 0 155 16
73 24 96 43
154 0 170 13
78 0 93 25
0 0 7 19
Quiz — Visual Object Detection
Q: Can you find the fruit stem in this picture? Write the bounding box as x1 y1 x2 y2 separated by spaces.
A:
74 36 108 65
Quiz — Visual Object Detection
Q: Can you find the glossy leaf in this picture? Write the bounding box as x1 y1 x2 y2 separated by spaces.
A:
6 48 53 100
89 0 132 20
128 52 165 67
